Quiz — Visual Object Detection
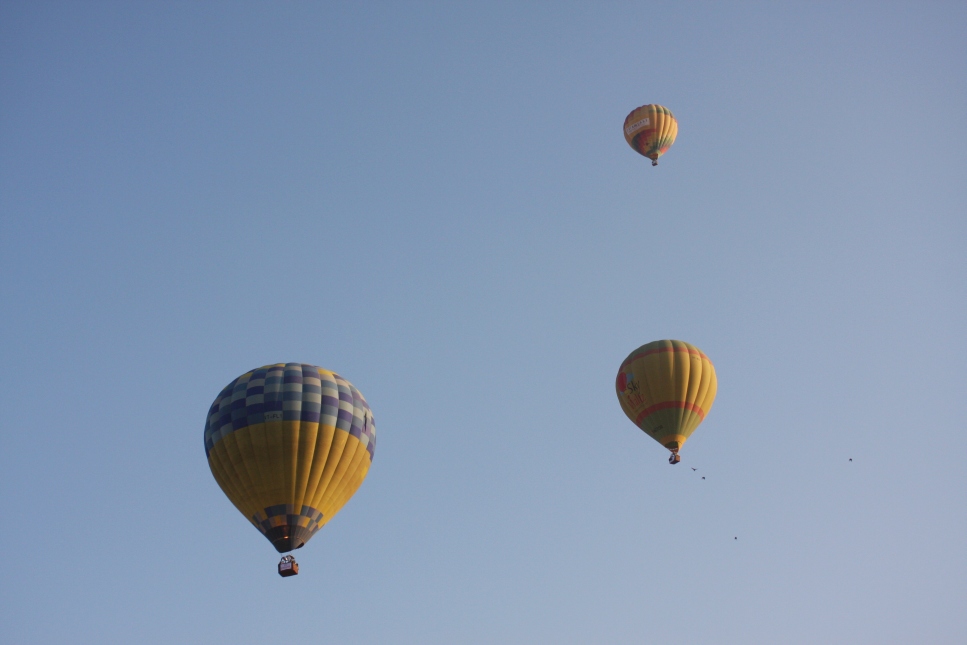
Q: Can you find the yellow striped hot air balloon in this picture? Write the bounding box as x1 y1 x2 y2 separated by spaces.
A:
616 340 716 464
623 104 678 166
204 364 375 568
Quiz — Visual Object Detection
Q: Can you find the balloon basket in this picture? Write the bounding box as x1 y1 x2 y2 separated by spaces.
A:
278 555 299 577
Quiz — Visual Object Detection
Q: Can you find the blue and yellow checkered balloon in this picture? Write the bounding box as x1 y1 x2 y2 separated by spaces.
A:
205 363 375 553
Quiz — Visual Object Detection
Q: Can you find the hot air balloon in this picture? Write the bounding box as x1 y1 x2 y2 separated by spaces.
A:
204 363 375 575
616 340 716 464
623 104 678 166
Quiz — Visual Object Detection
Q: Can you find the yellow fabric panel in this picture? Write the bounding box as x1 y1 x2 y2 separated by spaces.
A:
318 436 369 522
237 426 270 517
692 356 718 429
309 428 350 510
220 432 259 511
302 423 337 510
262 418 286 507
320 459 370 526
232 424 267 512
209 423 372 530
681 350 703 431
208 439 256 521
282 420 299 510
314 432 362 514
247 423 273 513
292 422 319 512
208 445 248 518
658 111 678 159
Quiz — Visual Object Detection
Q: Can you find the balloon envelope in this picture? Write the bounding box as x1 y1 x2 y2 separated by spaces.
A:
616 340 716 454
204 363 375 553
623 104 678 165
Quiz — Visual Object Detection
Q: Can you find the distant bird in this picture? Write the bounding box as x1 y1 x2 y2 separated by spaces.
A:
702 476 705 480
691 468 697 471
734 537 737 540
849 458 852 462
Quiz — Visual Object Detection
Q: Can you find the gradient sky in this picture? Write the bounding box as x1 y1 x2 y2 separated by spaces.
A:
2 2 965 644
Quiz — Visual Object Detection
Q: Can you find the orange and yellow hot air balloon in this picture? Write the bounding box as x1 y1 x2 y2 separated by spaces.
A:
623 104 678 166
616 340 716 464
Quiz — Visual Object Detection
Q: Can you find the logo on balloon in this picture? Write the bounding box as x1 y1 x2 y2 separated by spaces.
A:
617 371 638 394
625 117 650 135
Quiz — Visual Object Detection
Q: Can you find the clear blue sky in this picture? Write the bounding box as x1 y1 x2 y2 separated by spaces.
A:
2 2 965 643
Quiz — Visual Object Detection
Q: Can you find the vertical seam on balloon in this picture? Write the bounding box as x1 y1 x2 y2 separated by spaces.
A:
249 364 284 513
208 381 254 509
303 369 340 510
310 428 349 507
294 420 322 512
317 400 364 511
296 365 320 509
282 363 300 515
679 343 702 439
701 359 717 416
304 422 336 512
319 436 365 521
311 430 355 512
633 351 659 437
234 371 269 508
687 359 705 436
217 438 257 521
652 108 664 158
672 340 689 439
234 426 269 517
330 439 369 515
247 424 273 520
687 346 707 438
661 112 672 155
207 447 248 525
326 458 370 525
329 451 369 521
221 432 260 522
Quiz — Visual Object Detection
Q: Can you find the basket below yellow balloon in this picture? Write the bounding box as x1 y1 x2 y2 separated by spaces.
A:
616 340 716 462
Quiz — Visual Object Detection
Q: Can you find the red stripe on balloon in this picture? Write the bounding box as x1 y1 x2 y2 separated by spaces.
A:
635 400 706 426
620 345 708 371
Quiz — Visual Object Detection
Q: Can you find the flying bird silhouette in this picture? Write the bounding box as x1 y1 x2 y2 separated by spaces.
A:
691 468 697 471
702 476 705 480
